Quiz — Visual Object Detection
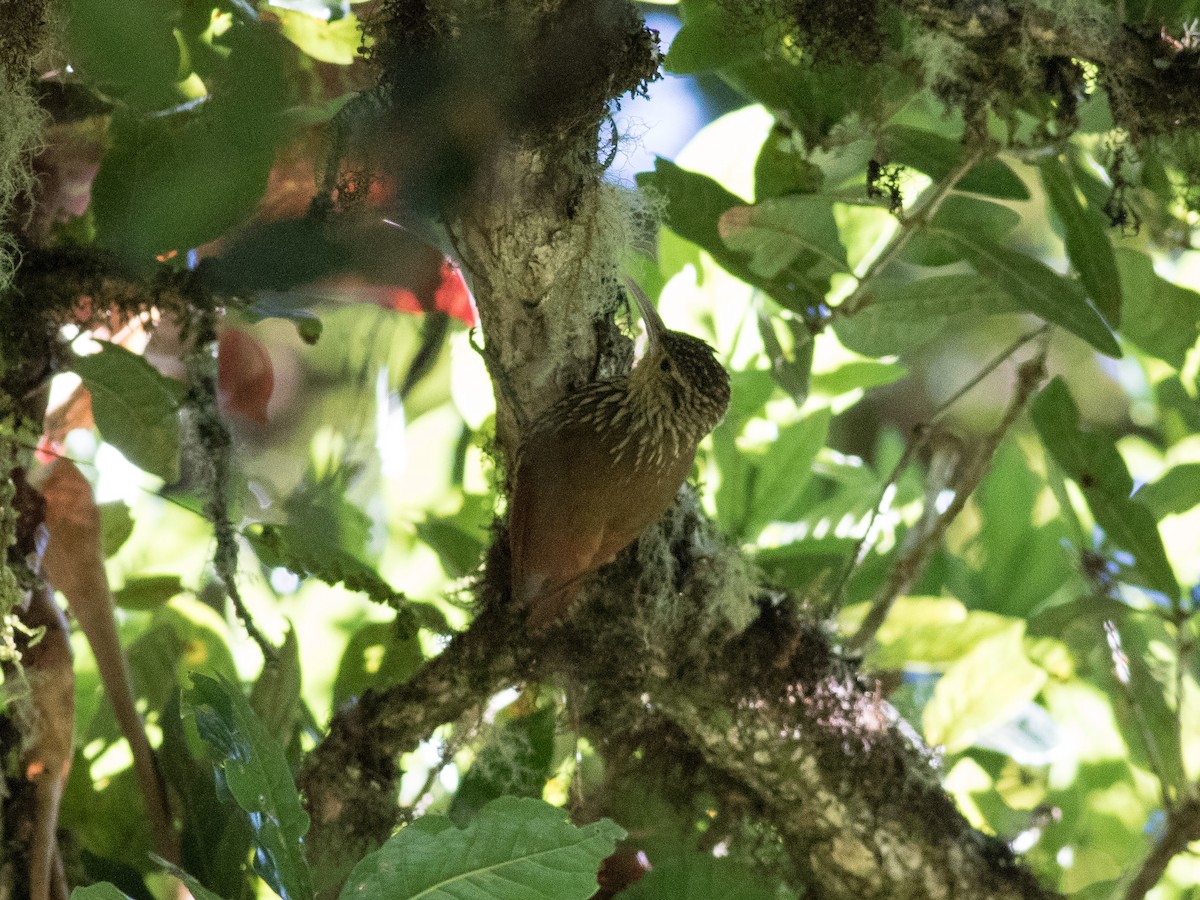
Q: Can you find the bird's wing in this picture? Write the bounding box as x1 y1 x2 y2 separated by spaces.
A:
509 420 618 606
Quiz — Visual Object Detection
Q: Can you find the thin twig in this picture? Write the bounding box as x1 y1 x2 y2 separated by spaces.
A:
848 345 1048 652
928 325 1051 426
832 324 1049 608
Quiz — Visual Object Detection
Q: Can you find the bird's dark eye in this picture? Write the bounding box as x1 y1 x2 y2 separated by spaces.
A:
660 357 672 372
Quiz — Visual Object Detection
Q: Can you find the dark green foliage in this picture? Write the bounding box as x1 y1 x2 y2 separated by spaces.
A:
188 674 314 900
1032 378 1177 599
90 23 292 266
881 126 1029 200
332 621 424 710
245 523 416 634
1039 156 1122 325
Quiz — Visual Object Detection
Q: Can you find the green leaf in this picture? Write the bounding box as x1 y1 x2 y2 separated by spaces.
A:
93 111 271 263
810 359 906 396
249 626 302 750
638 159 821 312
332 621 424 710
1087 491 1180 596
845 597 1020 669
415 494 492 579
92 26 290 263
1114 249 1200 369
711 371 777 537
922 623 1047 753
834 274 1018 356
882 126 1029 200
61 759 159 872
65 0 182 110
1042 599 1189 788
450 706 557 826
1032 378 1132 497
728 60 908 151
1135 463 1200 518
71 886 134 900
753 537 858 594
187 674 313 900
754 126 824 199
719 197 849 281
112 574 184 610
1074 880 1121 900
666 1 762 73
1159 377 1200 444
639 158 747 270
757 313 813 402
276 8 363 65
1039 156 1122 325
964 439 1075 617
77 852 155 900
1031 378 1178 598
338 797 623 900
621 854 778 899
932 231 1121 357
72 342 182 481
744 410 831 533
81 598 239 752
902 195 1021 267
159 693 254 899
99 501 135 557
283 467 373 556
1124 0 1200 29
241 295 325 347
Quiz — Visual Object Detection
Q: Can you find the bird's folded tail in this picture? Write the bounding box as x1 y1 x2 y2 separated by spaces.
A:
522 575 588 635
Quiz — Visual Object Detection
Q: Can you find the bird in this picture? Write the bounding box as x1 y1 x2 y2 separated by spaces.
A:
508 281 731 632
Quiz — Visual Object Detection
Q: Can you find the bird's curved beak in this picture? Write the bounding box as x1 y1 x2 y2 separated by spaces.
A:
625 277 667 349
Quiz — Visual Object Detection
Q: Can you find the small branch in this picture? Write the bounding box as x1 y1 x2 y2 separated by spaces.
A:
927 325 1051 426
1122 795 1200 900
300 601 529 853
833 324 1049 608
848 346 1048 651
839 142 988 317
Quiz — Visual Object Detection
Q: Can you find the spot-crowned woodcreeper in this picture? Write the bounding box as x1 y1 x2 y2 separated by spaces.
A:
509 281 731 632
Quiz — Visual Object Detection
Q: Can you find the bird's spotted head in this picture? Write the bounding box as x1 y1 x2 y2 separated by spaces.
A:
627 283 731 439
